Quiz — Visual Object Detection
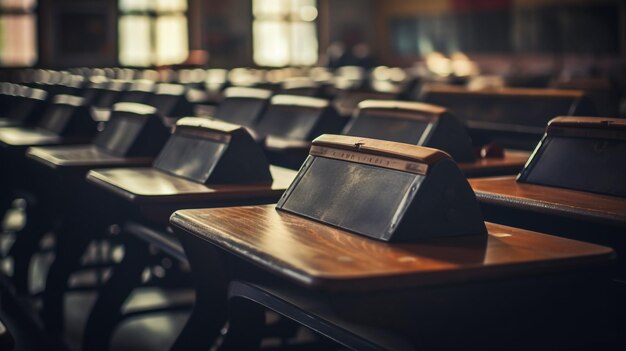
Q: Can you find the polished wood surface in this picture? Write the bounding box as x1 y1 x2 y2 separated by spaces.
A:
422 84 586 98
0 127 62 146
312 134 449 164
170 204 613 291
548 116 626 129
86 166 296 204
470 176 626 227
27 145 153 170
357 100 447 118
459 150 529 177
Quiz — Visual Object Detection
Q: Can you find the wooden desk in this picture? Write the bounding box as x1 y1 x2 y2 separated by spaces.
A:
27 145 153 172
86 165 295 205
459 150 529 177
170 204 616 349
171 204 612 291
78 167 297 351
470 176 626 281
85 165 297 225
420 84 594 150
264 136 530 176
470 176 626 227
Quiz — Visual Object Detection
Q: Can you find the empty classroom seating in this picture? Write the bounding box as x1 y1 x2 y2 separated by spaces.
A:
117 80 156 104
171 135 616 350
420 84 597 150
0 62 624 351
213 87 273 127
469 117 626 276
21 103 171 334
144 83 194 125
0 86 49 128
550 77 621 117
72 118 296 350
254 94 343 168
266 99 530 176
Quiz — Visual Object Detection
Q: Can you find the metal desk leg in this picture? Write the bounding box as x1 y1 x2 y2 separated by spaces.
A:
82 235 150 351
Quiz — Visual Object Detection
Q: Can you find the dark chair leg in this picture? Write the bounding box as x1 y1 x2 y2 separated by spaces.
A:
8 202 52 295
82 235 150 351
219 297 266 351
41 221 98 332
170 236 229 351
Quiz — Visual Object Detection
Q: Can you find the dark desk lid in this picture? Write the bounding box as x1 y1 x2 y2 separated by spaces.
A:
213 87 273 127
147 83 193 119
254 95 341 141
344 100 475 162
420 84 596 149
153 117 273 185
277 135 486 242
93 102 169 157
518 116 626 198
37 94 97 138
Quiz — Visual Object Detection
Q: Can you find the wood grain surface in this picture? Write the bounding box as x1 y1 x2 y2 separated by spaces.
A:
459 150 529 177
86 165 296 204
170 204 613 291
27 144 153 169
469 176 626 227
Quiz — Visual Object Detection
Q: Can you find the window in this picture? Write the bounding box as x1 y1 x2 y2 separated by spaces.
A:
0 0 37 66
118 0 189 66
253 0 318 67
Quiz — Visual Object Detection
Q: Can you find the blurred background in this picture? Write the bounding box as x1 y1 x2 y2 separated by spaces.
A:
1 0 626 115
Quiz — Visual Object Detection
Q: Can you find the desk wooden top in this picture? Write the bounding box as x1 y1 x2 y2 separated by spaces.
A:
470 176 626 227
170 204 613 292
0 127 62 147
459 150 529 177
86 165 296 204
26 144 153 170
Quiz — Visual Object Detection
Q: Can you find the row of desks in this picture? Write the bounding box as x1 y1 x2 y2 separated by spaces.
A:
0 79 624 350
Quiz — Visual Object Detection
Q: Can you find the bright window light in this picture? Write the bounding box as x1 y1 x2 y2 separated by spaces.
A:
1 0 36 11
118 0 189 67
156 15 189 65
119 15 152 67
253 0 318 67
0 0 37 67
